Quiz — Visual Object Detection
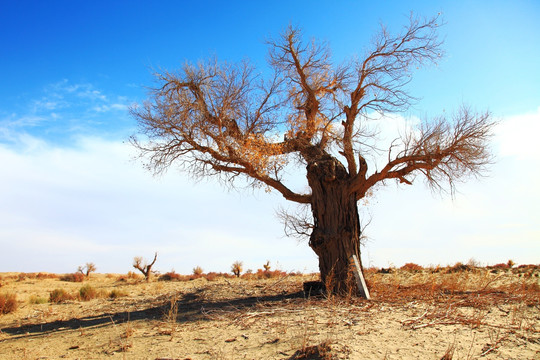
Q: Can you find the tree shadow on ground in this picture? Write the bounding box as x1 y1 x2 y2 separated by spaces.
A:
1 288 307 340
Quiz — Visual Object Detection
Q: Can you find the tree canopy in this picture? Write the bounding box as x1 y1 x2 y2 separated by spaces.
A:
131 16 492 202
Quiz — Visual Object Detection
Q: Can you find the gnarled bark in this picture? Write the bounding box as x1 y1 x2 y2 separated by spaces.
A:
307 155 362 294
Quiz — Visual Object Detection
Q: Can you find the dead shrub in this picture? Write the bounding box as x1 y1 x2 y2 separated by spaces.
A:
258 269 287 279
446 262 472 273
290 340 335 359
489 263 510 270
0 292 18 314
49 288 73 303
205 272 233 281
192 266 204 276
109 289 128 299
78 284 98 301
117 271 142 282
17 273 37 281
400 263 423 272
28 295 48 304
158 271 185 281
36 272 58 280
60 272 85 282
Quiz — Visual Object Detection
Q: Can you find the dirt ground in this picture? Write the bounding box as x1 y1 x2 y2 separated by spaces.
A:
0 268 539 359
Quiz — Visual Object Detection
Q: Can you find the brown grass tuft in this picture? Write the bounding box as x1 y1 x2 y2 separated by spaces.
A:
0 292 17 314
400 263 423 272
60 272 85 282
78 284 98 301
49 288 73 303
291 340 335 359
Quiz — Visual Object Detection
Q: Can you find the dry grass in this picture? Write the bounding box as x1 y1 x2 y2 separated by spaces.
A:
0 293 17 314
0 266 538 359
48 288 73 303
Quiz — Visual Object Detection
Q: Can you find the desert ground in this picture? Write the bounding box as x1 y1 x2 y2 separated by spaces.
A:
0 265 539 360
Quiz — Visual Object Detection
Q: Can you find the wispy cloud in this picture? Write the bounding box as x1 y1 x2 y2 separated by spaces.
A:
0 136 313 273
0 79 133 144
93 103 128 113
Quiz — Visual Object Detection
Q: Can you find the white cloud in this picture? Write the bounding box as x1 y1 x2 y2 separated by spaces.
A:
0 80 133 143
0 136 316 274
0 109 538 274
93 103 128 113
495 107 540 159
363 110 540 267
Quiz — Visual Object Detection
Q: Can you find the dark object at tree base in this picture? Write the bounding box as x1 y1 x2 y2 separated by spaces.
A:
303 281 325 297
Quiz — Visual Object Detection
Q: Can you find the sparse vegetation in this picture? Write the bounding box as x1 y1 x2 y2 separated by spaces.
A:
192 266 203 277
400 263 423 272
0 264 538 358
78 284 98 301
108 289 128 299
49 288 72 303
28 295 48 304
60 272 85 282
0 292 17 314
117 271 142 282
158 271 184 281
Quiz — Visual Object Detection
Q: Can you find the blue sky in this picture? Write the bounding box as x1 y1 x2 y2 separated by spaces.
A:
0 1 539 274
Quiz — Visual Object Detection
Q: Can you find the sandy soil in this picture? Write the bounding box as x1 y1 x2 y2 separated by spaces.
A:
0 269 539 359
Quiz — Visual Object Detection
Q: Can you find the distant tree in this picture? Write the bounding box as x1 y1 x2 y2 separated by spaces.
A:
133 252 158 282
77 262 97 277
231 261 243 277
131 15 495 295
192 266 204 276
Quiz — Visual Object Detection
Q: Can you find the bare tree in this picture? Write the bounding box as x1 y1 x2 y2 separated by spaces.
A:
133 252 158 282
77 262 97 278
130 15 495 295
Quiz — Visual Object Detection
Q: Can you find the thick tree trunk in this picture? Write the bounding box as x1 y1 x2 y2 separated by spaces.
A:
307 155 363 295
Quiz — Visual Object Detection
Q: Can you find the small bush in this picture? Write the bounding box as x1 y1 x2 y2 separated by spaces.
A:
0 293 18 314
159 271 185 281
108 289 128 299
245 269 287 279
28 295 48 304
60 273 85 282
78 285 98 301
49 288 72 303
490 262 510 270
400 263 423 272
205 272 234 281
117 271 143 282
446 262 472 273
17 273 37 281
36 272 58 280
466 258 482 268
507 259 515 268
192 266 204 276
